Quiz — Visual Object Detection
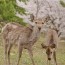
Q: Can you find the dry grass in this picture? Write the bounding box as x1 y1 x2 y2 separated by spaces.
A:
0 35 65 65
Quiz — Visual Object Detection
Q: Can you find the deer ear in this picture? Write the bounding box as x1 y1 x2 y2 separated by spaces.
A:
30 14 34 22
44 15 50 23
41 43 47 49
51 44 56 48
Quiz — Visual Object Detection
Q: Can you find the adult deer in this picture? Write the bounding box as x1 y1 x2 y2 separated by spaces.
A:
2 14 47 65
41 27 59 65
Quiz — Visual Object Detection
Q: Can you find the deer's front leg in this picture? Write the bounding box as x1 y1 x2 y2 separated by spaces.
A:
53 51 57 65
27 47 35 65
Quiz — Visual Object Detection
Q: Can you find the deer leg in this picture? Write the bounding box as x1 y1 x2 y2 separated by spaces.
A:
53 51 57 65
17 45 23 65
28 47 35 65
4 44 8 65
7 44 13 65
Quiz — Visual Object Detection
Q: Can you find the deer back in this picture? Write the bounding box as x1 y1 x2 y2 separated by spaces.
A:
45 29 58 46
5 25 32 44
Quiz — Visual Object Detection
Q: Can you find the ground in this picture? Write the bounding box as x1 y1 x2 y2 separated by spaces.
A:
0 35 65 65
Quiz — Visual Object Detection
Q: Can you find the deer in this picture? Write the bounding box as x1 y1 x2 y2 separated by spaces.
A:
41 26 59 65
2 13 48 65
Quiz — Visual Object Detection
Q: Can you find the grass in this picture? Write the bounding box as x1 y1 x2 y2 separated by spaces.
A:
0 35 65 65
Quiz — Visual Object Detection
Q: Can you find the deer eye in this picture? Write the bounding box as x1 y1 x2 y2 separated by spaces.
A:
42 22 44 24
51 52 52 54
35 22 37 24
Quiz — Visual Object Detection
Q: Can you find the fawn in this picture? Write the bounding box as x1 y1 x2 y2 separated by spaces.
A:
2 14 46 65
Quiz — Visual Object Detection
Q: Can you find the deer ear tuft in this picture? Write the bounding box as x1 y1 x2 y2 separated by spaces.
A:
44 15 50 23
41 43 47 49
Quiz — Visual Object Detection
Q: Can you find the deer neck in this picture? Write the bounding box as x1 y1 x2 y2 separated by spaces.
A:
27 24 33 31
49 34 54 44
29 26 41 45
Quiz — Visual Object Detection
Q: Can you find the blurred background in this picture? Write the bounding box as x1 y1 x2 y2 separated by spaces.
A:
0 0 65 65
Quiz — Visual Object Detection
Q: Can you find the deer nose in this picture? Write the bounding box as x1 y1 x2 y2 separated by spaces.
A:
48 58 51 60
38 27 41 30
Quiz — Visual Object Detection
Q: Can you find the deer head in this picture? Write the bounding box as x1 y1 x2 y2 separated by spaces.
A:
16 0 47 27
41 43 56 61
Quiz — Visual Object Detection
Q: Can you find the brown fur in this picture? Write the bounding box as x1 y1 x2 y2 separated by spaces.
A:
2 19 44 65
41 28 59 65
45 29 59 46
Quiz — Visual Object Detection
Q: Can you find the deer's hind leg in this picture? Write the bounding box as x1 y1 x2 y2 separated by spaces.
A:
27 47 35 65
17 44 23 65
4 43 8 65
7 43 13 65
